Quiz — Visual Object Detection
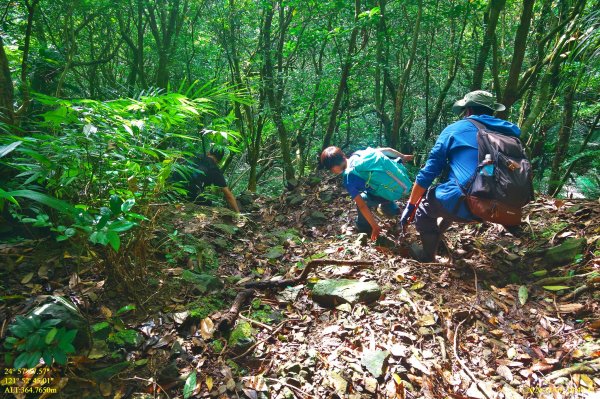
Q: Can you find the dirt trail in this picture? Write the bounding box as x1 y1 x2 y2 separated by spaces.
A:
0 176 598 398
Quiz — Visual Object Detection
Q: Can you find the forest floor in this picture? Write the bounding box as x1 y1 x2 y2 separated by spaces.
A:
1 175 599 399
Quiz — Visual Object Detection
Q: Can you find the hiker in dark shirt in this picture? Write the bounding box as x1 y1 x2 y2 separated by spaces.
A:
172 149 240 213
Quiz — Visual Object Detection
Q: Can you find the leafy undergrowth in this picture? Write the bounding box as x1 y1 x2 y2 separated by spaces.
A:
0 176 599 399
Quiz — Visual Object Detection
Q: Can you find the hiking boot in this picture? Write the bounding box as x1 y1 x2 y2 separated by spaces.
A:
409 233 440 263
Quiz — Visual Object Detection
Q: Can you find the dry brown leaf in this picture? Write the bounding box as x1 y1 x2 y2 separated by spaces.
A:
200 317 215 339
21 272 33 284
496 365 513 382
100 305 112 319
557 303 585 313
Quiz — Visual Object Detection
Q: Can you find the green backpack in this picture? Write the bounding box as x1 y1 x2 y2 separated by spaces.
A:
344 147 412 201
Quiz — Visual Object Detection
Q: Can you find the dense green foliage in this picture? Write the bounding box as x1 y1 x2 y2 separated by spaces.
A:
0 0 599 243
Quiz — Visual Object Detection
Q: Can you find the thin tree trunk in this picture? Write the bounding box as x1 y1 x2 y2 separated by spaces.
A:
471 0 506 90
552 111 600 196
15 0 40 121
0 35 15 126
261 1 296 187
322 0 360 150
497 0 535 118
548 82 576 195
390 0 422 150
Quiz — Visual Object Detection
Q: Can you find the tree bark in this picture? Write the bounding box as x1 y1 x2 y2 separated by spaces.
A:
471 0 506 90
261 0 296 187
552 111 600 196
15 0 41 120
322 0 360 150
548 82 576 196
0 35 15 126
497 0 535 118
390 0 422 150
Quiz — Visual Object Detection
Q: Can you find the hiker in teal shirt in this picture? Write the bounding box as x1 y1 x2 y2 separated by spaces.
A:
320 146 413 241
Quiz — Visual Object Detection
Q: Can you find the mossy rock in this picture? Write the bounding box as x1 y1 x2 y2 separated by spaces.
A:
187 295 227 320
194 238 219 270
544 238 586 266
272 228 302 245
312 279 381 307
228 321 255 354
181 271 223 293
213 223 239 236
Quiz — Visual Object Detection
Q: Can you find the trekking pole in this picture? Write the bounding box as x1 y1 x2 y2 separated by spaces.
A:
400 195 423 236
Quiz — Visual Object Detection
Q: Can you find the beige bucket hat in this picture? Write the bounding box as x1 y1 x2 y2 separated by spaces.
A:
452 90 506 114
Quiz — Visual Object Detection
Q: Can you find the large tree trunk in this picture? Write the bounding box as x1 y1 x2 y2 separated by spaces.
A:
322 0 360 150
0 36 14 126
471 0 506 90
390 0 422 150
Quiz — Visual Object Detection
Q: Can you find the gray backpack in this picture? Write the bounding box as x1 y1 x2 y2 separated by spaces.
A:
463 119 534 226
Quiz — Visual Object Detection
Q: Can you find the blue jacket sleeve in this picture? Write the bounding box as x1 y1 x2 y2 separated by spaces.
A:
415 128 452 188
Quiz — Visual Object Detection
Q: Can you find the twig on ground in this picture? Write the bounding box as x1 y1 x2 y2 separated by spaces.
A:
240 313 274 332
562 284 589 301
232 320 290 360
545 358 600 381
453 319 492 399
244 259 374 289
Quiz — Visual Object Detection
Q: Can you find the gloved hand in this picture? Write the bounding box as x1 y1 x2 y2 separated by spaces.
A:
399 203 417 231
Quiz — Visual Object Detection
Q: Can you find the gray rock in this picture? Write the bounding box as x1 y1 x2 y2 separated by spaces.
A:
286 193 305 206
361 350 390 378
305 211 328 227
312 279 381 307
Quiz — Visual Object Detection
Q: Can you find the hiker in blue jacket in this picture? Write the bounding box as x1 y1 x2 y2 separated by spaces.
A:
320 146 413 241
399 90 522 262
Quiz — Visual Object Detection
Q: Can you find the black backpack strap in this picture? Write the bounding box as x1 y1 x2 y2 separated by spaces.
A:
467 118 486 131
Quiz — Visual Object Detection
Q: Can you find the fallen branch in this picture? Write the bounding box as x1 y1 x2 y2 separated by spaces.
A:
217 289 255 332
244 259 373 289
561 284 589 301
545 358 600 381
453 319 492 399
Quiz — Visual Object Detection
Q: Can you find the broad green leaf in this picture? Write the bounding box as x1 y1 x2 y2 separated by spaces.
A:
108 220 136 232
107 230 120 252
121 199 135 212
518 286 528 306
183 371 197 399
116 304 136 316
532 270 547 277
109 195 123 215
0 141 22 158
543 285 571 291
45 328 58 345
27 351 42 368
92 322 111 332
6 190 75 215
13 352 30 369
